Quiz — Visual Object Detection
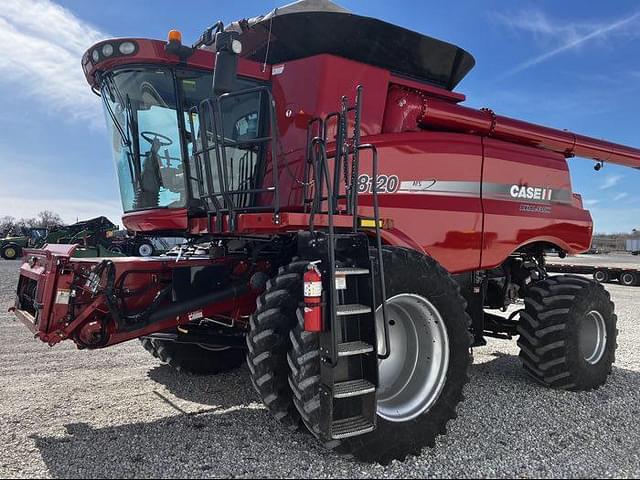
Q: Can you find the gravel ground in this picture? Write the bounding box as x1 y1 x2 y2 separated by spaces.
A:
1 259 639 478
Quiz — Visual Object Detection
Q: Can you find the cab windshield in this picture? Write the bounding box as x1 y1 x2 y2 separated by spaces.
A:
100 67 266 213
101 68 186 212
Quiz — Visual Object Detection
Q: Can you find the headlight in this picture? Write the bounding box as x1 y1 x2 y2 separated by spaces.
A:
102 43 114 57
119 42 136 55
232 39 242 55
92 50 99 62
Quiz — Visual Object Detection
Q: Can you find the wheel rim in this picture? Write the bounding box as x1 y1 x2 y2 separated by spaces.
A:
594 271 606 282
622 273 634 285
375 293 450 423
138 244 153 256
5 247 16 258
579 310 607 365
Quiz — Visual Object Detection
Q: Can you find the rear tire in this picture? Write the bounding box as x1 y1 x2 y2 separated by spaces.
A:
246 259 308 431
288 247 472 464
518 275 617 391
593 269 609 283
1 244 21 260
139 338 244 374
620 271 637 286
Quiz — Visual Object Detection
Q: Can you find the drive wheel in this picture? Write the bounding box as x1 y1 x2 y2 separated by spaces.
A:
518 275 617 391
246 259 308 431
288 247 472 464
1 244 21 260
140 337 244 374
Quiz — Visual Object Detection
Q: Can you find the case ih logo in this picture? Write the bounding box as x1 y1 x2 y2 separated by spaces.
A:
510 185 553 201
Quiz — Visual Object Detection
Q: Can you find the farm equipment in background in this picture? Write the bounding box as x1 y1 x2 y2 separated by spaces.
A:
1 217 137 259
10 0 640 463
0 227 48 260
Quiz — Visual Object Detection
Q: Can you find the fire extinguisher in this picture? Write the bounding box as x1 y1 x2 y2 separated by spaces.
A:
303 262 323 332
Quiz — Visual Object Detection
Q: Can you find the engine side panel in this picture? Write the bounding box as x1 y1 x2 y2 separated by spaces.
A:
356 132 484 273
480 137 592 269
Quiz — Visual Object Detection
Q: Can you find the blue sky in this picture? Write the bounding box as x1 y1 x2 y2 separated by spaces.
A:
0 0 638 233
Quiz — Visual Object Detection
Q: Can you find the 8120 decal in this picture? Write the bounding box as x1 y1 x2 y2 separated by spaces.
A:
357 174 400 194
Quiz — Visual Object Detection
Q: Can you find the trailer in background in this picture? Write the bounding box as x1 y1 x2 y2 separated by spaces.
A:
547 263 640 286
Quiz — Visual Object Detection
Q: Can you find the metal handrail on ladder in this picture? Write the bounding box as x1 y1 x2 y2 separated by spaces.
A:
306 85 391 363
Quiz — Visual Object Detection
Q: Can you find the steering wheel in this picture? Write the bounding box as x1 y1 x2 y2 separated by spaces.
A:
140 131 173 147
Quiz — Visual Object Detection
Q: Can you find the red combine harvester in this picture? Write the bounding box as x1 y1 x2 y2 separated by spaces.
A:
11 1 640 463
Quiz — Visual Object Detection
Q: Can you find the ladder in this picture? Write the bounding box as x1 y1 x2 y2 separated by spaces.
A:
302 86 390 441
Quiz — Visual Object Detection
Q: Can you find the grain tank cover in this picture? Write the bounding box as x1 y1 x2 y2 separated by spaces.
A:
226 0 475 90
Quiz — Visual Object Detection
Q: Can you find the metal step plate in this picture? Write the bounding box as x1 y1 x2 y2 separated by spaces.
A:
331 415 376 439
333 379 376 398
336 304 371 316
335 267 370 276
337 341 374 357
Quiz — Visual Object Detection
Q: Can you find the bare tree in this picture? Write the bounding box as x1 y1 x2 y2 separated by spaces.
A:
36 210 64 229
0 216 16 237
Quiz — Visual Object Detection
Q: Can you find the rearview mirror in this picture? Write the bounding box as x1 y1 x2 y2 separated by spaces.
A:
212 31 241 96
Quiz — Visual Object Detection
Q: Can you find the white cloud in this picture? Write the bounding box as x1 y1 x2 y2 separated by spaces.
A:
583 199 600 207
493 9 640 76
599 174 623 190
0 0 109 127
613 192 629 201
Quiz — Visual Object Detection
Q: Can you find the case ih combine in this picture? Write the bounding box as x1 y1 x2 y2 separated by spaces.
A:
11 1 640 463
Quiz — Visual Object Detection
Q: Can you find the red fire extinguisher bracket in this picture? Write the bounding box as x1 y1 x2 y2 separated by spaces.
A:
303 262 324 332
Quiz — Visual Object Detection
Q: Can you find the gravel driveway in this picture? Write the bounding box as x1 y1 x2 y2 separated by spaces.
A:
1 259 639 478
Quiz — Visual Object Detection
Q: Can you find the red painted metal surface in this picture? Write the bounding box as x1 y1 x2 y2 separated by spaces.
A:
82 39 269 88
123 208 189 232
416 96 640 168
13 246 262 348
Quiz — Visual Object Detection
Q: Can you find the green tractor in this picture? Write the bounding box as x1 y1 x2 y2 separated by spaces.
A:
0 227 48 260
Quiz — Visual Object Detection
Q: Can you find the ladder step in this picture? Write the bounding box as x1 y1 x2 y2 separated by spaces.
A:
337 341 374 357
333 379 376 398
331 415 375 439
336 304 371 316
335 267 370 276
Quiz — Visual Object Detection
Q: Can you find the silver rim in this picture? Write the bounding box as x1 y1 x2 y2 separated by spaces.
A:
579 310 607 364
622 273 634 285
375 293 449 423
594 271 606 282
138 244 153 256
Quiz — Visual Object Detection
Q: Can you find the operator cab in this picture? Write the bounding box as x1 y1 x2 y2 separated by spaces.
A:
99 63 268 222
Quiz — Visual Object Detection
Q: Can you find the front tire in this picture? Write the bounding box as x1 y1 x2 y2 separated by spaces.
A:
245 259 308 431
288 247 472 463
1 244 21 260
518 275 617 391
140 338 244 375
137 241 155 257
